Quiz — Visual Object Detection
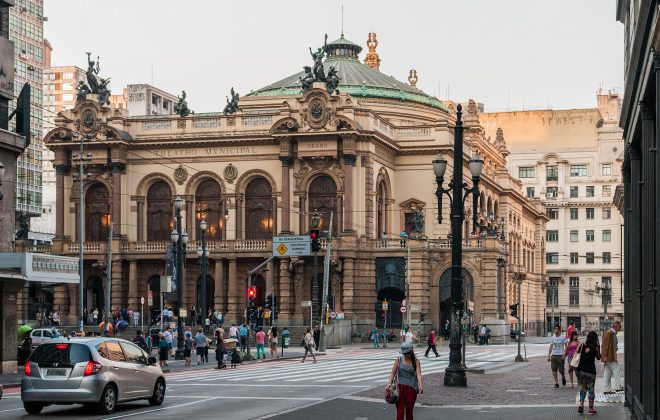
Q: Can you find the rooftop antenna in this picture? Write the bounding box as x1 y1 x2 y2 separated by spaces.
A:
341 4 344 37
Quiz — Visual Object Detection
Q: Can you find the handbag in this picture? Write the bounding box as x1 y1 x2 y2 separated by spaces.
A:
385 357 400 404
570 342 583 369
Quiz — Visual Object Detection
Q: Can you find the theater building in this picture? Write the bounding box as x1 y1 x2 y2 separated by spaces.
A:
42 33 547 338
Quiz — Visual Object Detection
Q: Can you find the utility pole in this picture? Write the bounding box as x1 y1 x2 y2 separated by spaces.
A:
78 134 84 333
246 257 275 358
319 212 333 352
104 221 113 334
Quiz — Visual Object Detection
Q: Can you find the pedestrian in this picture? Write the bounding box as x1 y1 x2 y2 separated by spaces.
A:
444 319 450 341
229 323 238 340
472 324 478 344
576 330 601 415
403 327 417 345
190 306 197 326
424 328 439 357
195 329 207 365
484 325 491 345
387 342 423 420
132 330 149 353
204 334 211 363
215 329 226 370
183 331 193 366
313 325 321 351
163 326 173 361
547 324 567 388
255 327 266 359
238 324 249 352
133 310 140 327
52 310 60 326
158 333 169 367
566 320 575 340
601 320 622 394
371 325 380 348
19 334 32 365
268 326 280 358
563 330 579 388
301 327 317 363
479 324 486 345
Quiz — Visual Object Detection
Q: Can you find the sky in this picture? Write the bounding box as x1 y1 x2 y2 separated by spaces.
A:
44 0 623 113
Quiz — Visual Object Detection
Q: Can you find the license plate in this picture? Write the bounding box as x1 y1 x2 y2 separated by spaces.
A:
46 368 66 376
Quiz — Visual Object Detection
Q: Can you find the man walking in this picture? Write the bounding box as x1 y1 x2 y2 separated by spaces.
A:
229 323 238 340
547 324 567 388
424 328 439 357
238 324 249 352
601 320 622 394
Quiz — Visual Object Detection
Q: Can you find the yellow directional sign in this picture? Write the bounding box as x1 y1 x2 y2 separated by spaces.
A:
276 243 288 255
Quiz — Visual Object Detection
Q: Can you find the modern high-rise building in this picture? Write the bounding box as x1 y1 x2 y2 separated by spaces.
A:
8 0 45 227
482 92 625 334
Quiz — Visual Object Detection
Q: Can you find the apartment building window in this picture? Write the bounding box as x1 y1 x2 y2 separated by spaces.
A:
602 185 612 197
546 252 559 264
526 187 535 198
570 164 588 176
570 252 579 264
547 208 559 219
546 165 558 181
546 187 558 198
586 186 595 197
602 277 612 305
586 252 595 264
601 163 612 176
570 230 579 242
586 208 594 219
586 230 595 242
62 94 73 101
547 277 559 306
63 82 74 91
570 208 579 219
569 277 580 306
519 167 535 178
603 252 611 264
570 186 578 198
602 230 611 242
546 230 559 242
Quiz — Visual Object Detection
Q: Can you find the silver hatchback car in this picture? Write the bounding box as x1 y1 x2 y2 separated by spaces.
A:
21 337 165 414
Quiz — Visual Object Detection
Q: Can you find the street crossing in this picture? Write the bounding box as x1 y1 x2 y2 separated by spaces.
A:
165 348 548 386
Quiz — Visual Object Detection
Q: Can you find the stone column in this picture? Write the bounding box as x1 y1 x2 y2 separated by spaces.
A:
343 154 356 233
136 198 145 241
111 260 123 310
278 258 292 321
342 257 355 317
298 197 306 234
185 197 193 239
54 164 68 239
214 259 224 311
128 260 138 308
336 196 343 234
111 163 124 236
266 258 275 296
227 259 237 321
236 197 243 240
279 154 294 234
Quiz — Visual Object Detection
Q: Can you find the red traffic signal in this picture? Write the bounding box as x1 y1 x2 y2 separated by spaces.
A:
248 286 256 299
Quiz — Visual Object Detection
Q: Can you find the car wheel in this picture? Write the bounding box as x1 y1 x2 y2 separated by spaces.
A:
96 384 117 414
148 378 165 406
23 402 44 414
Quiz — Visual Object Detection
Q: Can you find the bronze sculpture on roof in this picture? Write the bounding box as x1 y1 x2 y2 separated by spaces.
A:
174 90 192 117
223 87 243 114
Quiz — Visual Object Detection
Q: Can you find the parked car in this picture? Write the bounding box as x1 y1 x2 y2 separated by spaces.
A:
21 337 165 414
27 328 61 349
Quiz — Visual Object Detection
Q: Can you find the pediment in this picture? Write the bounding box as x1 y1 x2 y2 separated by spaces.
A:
399 198 426 209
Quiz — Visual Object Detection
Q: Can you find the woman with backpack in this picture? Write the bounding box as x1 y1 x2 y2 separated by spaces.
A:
576 330 601 415
386 342 424 420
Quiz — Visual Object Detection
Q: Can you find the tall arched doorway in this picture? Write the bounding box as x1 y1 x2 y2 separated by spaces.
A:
195 179 222 240
245 177 273 239
376 257 406 329
439 268 474 331
147 181 172 241
308 175 338 234
148 275 162 325
196 274 215 316
85 183 110 242
376 179 387 237
85 276 104 313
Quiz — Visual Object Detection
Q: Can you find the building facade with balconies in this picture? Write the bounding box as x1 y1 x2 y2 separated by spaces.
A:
41 33 547 338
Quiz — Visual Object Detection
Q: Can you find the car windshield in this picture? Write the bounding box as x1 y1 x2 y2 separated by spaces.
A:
29 343 91 367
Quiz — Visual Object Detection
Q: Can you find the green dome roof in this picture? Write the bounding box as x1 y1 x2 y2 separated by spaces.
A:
247 36 447 111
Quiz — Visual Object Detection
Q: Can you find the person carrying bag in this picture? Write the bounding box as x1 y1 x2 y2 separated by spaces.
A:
386 342 423 420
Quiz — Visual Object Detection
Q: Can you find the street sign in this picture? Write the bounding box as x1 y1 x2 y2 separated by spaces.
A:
330 311 337 319
180 309 187 317
273 235 311 257
402 299 407 306
400 306 407 313
382 301 389 310
140 297 145 305
301 300 312 307
147 291 153 306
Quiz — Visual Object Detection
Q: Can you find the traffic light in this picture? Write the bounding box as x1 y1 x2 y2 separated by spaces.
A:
248 286 257 300
265 294 272 307
509 303 519 319
310 229 321 252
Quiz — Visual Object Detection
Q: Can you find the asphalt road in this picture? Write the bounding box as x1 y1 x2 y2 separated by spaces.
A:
0 343 625 419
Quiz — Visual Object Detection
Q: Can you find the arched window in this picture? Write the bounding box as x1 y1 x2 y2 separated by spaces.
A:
376 180 387 238
308 175 337 234
195 180 222 240
85 183 110 242
245 177 272 239
147 181 172 241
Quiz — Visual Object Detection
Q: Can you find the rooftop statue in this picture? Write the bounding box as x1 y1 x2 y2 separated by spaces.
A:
174 90 192 117
309 34 328 82
83 52 112 105
97 78 111 106
326 66 341 94
76 81 91 104
85 52 100 93
300 66 314 92
223 87 243 114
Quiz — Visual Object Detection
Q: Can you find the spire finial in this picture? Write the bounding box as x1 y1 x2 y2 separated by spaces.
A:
364 32 381 70
341 5 344 37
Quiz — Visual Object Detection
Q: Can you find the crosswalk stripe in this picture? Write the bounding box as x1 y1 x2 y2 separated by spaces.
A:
228 359 383 382
282 362 394 383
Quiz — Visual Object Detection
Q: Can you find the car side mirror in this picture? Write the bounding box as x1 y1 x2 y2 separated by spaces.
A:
147 356 157 366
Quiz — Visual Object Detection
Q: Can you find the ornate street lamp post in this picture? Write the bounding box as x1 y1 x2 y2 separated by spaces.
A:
197 219 210 332
170 196 188 359
432 104 483 387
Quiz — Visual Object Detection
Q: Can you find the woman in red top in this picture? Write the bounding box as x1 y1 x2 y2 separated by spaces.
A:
563 331 580 387
255 327 266 360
